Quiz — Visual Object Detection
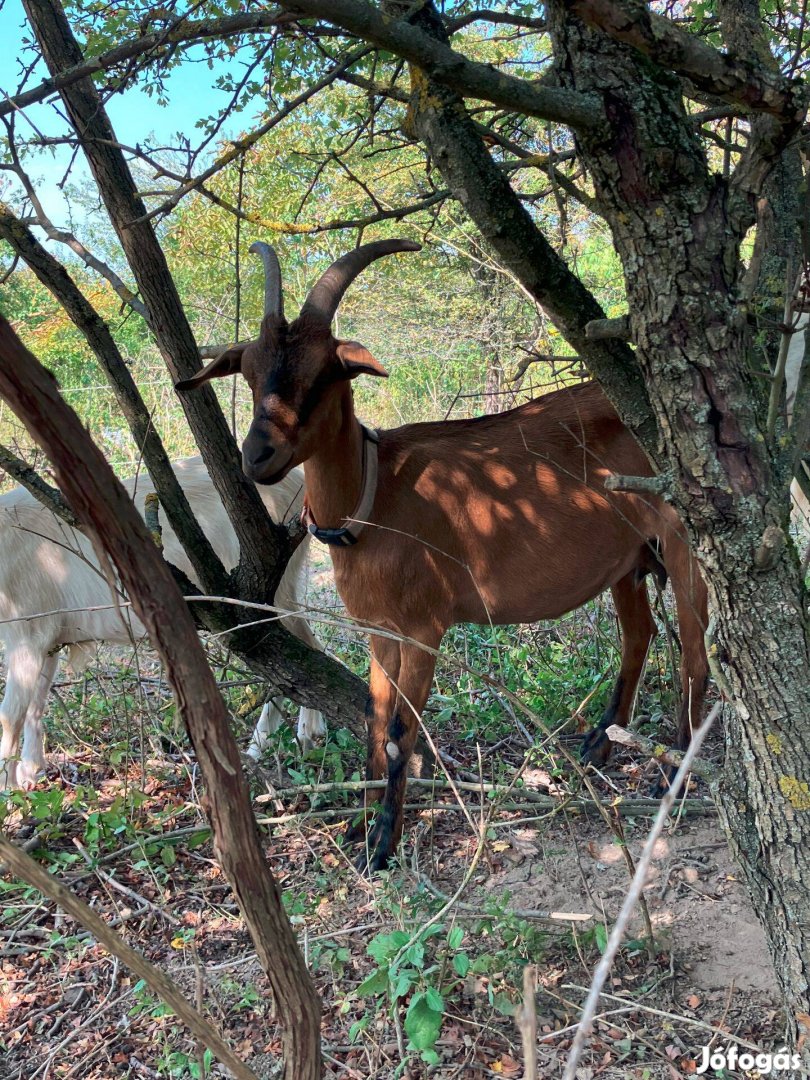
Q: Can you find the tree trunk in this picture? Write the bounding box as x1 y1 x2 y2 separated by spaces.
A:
544 5 810 1062
0 315 322 1080
22 0 284 596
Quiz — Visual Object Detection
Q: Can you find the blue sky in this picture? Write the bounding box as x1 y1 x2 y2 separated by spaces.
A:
0 0 258 221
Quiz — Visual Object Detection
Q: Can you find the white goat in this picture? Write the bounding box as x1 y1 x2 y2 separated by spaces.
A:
0 457 325 789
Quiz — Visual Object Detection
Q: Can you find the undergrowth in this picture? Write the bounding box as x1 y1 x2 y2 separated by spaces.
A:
0 582 714 1079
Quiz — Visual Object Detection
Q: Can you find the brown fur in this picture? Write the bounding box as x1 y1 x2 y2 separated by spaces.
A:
180 269 709 873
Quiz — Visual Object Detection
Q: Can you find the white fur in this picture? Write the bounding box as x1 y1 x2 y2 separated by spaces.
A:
0 457 325 788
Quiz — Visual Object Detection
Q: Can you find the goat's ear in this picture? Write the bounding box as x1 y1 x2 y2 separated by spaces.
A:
175 345 246 391
336 340 389 379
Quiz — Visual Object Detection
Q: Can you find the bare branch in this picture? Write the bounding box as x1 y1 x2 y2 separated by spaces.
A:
276 0 603 129
0 314 321 1079
0 9 296 119
1 136 149 321
0 838 260 1080
0 442 78 527
605 724 718 781
446 9 547 34
133 44 371 225
510 352 583 382
604 473 673 497
585 315 631 341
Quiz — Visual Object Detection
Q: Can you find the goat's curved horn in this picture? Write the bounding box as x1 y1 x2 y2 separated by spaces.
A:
250 241 284 318
300 239 422 324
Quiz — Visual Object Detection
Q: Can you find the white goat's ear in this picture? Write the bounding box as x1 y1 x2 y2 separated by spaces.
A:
336 340 389 379
175 345 246 391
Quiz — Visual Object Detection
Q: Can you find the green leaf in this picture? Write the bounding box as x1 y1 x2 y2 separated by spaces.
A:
391 969 415 1001
160 844 176 867
367 930 409 964
492 991 516 1017
185 830 210 850
425 986 444 1013
452 952 470 978
404 940 425 969
594 922 609 954
404 992 443 1052
356 967 389 997
447 926 464 950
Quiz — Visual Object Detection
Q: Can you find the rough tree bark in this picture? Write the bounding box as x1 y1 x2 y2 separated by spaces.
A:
394 0 810 1062
0 315 322 1080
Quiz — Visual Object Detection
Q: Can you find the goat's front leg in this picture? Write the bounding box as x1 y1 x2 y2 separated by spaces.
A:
344 635 401 845
356 638 436 875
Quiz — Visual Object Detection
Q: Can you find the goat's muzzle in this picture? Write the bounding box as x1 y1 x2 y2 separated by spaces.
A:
241 434 292 485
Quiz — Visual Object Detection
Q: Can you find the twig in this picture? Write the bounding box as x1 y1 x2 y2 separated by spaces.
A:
253 775 712 815
561 984 768 1053
584 315 631 341
561 701 721 1080
255 776 559 805
0 836 258 1080
134 46 370 224
603 473 673 498
517 964 538 1080
0 443 78 527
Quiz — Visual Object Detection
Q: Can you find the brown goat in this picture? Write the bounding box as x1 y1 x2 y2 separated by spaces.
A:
178 240 709 872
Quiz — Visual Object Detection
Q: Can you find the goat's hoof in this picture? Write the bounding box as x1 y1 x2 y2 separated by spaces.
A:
580 727 612 767
353 846 391 876
650 763 678 800
344 818 367 845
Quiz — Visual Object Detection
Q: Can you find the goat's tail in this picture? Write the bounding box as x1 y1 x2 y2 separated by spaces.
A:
634 539 668 591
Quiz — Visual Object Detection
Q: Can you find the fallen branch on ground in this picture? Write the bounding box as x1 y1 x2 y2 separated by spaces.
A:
605 724 718 781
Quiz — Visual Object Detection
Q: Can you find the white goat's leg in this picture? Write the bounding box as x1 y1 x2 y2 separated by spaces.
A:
18 651 60 790
247 698 287 760
296 707 326 753
0 645 48 789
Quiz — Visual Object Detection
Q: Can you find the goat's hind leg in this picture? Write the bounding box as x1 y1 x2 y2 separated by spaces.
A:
18 651 59 789
1 645 55 790
581 566 657 768
651 538 709 795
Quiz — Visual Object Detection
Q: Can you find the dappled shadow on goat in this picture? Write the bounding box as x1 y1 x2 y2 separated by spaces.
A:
178 239 709 873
